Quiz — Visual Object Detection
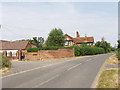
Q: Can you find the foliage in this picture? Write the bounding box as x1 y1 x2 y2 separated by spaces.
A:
46 28 65 47
117 49 120 60
118 40 120 48
80 42 89 47
0 54 11 69
27 46 105 56
74 47 105 56
95 41 111 53
110 47 116 51
32 37 44 48
27 46 60 52
16 37 44 48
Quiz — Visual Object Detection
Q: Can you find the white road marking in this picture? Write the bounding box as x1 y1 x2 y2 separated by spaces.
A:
67 63 82 71
84 59 92 62
2 58 78 79
33 74 59 88
2 57 93 79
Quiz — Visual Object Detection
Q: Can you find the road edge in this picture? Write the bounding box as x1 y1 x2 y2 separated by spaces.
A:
90 55 110 88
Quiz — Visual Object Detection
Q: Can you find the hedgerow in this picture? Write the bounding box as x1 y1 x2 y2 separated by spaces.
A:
27 46 105 56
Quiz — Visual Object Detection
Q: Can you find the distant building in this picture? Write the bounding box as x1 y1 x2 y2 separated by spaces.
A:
65 31 94 47
0 40 35 59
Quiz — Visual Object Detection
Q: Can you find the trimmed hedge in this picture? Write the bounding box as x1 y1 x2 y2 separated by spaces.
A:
73 47 105 56
0 54 11 69
27 46 105 56
27 46 60 52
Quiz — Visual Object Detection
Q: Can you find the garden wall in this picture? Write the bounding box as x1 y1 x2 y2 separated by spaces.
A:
25 49 74 60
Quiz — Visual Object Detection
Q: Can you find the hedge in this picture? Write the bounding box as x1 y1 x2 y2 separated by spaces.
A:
0 54 11 69
73 47 105 56
27 46 105 56
27 46 60 52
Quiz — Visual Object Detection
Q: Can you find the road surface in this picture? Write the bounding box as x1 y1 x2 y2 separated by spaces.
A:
2 53 112 88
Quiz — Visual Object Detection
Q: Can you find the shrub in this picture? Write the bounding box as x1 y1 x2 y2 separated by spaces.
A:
110 47 116 51
27 48 39 52
27 46 60 52
0 54 11 69
27 46 105 56
73 47 105 56
117 49 120 60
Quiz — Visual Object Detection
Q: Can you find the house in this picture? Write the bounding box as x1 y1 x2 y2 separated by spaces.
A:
65 32 94 47
0 40 34 59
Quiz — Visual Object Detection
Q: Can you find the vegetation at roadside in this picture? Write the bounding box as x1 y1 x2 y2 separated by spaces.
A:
97 69 119 88
106 55 119 65
0 54 11 69
27 46 105 56
46 28 65 47
117 40 120 60
95 40 115 53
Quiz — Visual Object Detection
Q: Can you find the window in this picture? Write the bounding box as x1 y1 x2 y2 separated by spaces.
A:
65 41 71 46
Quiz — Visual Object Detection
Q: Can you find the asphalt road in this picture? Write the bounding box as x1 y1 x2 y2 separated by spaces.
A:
2 53 112 88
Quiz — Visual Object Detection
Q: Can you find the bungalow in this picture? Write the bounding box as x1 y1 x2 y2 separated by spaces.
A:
0 40 34 59
65 32 94 47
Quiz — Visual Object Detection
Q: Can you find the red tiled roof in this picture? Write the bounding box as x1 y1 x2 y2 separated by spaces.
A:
0 40 30 50
65 33 94 43
65 34 73 41
73 37 94 43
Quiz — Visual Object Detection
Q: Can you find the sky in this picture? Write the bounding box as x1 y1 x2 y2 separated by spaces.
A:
1 2 118 46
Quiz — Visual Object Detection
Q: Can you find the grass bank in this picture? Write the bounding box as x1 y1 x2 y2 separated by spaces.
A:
97 69 119 88
105 55 119 65
97 54 119 88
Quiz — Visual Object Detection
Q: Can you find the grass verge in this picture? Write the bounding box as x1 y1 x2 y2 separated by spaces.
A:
97 69 119 88
105 55 119 65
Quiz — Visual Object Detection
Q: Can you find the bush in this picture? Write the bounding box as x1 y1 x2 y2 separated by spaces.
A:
0 54 11 69
27 48 39 52
110 47 116 51
117 49 120 60
74 47 105 56
27 46 60 52
27 46 105 56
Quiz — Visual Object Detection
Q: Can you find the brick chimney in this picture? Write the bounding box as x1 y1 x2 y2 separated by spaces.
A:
76 31 80 37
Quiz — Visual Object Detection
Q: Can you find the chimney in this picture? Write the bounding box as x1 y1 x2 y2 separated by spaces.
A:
76 31 80 37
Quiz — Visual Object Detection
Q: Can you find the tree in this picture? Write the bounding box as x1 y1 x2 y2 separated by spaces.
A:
32 37 44 48
95 41 111 53
46 28 65 47
118 40 120 48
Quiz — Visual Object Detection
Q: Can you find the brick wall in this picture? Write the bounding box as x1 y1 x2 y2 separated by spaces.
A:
25 49 74 60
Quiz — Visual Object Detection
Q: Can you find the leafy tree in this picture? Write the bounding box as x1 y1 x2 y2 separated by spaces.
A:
32 37 44 48
46 28 65 47
118 40 120 48
95 41 111 53
95 41 101 47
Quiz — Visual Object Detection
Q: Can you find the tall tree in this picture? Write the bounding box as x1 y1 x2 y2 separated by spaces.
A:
32 37 44 48
46 28 65 47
